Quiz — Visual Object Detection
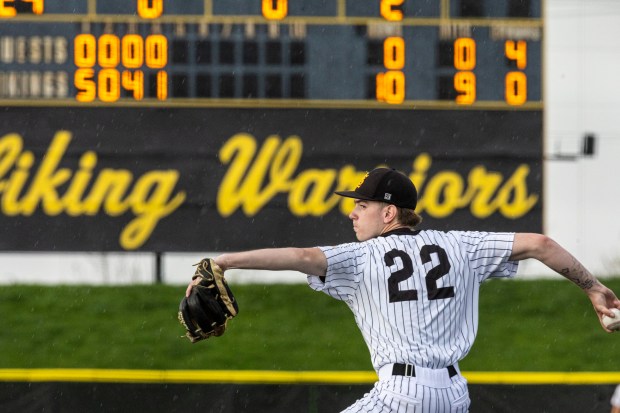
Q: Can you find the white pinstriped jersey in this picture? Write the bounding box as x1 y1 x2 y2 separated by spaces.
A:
307 228 517 372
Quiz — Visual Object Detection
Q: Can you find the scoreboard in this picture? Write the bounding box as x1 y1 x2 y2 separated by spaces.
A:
0 0 542 107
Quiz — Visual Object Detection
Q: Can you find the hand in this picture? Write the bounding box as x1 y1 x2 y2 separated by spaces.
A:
185 277 200 297
587 282 620 332
185 256 226 297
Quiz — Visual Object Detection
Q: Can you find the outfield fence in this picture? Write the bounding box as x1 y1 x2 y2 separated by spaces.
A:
1 369 618 413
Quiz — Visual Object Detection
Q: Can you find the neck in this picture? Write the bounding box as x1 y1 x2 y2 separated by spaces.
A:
380 222 408 235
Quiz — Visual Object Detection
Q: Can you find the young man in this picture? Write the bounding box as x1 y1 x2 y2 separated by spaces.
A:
188 167 620 412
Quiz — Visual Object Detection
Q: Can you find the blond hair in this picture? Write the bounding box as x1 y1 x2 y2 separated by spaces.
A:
398 207 422 228
380 202 422 228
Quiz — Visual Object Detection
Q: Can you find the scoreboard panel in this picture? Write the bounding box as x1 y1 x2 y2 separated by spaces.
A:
0 0 542 108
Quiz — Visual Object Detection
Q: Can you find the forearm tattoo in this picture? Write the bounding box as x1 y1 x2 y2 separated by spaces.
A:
559 256 595 290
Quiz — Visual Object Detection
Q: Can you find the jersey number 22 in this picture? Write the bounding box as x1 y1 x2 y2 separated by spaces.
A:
384 246 455 303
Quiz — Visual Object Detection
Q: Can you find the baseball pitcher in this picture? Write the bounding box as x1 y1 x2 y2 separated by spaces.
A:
183 167 620 412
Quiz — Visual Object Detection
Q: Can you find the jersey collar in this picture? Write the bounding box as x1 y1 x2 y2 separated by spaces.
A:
380 227 420 237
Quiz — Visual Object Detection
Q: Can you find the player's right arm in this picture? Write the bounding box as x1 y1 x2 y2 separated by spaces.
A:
510 233 620 331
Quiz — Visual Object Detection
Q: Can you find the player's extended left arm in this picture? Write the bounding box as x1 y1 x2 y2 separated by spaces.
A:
185 247 327 297
215 247 328 277
510 233 620 331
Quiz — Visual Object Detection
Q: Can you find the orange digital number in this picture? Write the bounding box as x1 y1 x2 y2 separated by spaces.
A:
262 0 287 20
145 34 168 68
380 0 404 21
376 73 386 102
122 70 144 100
454 38 476 71
383 37 405 70
376 71 405 104
505 71 527 105
156 70 167 100
122 34 144 69
98 69 120 102
505 40 527 70
137 0 162 19
76 34 167 69
74 34 96 68
98 34 120 68
73 33 168 101
22 0 43 14
74 68 96 102
376 35 406 104
0 0 16 18
454 71 476 105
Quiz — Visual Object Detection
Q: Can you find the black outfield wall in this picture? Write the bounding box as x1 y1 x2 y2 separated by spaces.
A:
0 382 614 413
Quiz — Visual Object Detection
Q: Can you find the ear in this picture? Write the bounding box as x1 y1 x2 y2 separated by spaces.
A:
383 204 398 223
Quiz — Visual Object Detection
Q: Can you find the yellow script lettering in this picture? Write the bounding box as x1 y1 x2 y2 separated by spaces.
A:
0 131 186 250
410 156 538 219
216 133 539 222
218 133 299 217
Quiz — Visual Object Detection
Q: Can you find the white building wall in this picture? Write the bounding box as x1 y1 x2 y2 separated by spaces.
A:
535 0 620 277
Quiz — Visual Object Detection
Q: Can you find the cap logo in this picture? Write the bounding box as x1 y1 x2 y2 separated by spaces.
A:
355 172 369 190
384 193 392 201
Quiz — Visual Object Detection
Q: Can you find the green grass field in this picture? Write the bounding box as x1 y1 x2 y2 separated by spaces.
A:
1 278 619 372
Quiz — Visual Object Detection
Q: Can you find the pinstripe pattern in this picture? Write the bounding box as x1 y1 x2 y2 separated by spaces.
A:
341 375 471 413
307 229 517 412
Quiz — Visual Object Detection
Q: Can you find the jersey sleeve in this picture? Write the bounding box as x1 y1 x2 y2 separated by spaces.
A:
457 231 518 282
306 242 365 301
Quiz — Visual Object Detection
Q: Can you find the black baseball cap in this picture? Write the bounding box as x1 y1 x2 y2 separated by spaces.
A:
335 168 417 210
